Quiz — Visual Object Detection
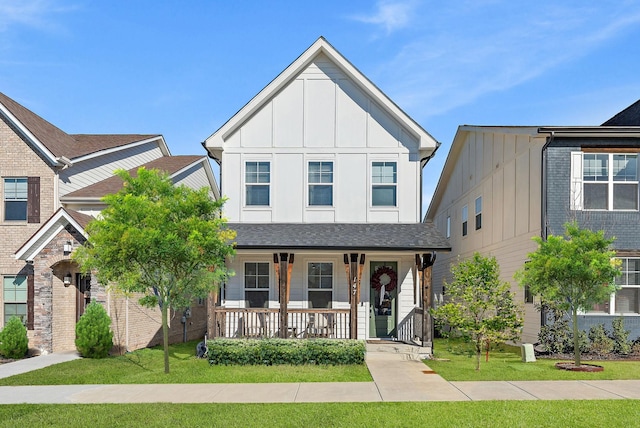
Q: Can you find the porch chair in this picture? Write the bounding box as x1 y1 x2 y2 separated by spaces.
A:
305 313 334 338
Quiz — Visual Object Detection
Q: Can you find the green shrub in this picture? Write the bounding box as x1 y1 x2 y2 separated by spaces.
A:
588 324 614 357
206 338 365 366
611 317 631 355
0 316 28 359
75 302 113 358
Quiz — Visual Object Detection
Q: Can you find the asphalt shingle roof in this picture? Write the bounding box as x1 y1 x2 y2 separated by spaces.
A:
602 99 640 126
228 222 451 251
0 92 159 159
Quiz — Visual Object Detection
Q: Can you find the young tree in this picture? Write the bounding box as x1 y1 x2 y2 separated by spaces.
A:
431 253 523 370
516 222 621 367
74 167 236 373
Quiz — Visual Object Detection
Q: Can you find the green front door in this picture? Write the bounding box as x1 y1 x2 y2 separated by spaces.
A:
369 262 397 338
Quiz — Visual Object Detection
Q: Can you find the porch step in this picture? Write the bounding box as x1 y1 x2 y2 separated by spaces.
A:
365 341 432 360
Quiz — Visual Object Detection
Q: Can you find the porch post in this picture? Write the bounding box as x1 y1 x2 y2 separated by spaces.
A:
420 253 436 345
349 253 359 339
278 253 289 338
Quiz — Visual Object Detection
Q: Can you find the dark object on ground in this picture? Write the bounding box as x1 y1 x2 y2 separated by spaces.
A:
196 340 208 358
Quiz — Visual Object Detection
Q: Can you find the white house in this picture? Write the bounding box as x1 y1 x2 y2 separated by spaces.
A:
204 37 449 349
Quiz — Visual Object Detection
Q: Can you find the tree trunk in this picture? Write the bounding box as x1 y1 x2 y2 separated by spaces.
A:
162 301 170 374
572 308 581 367
475 339 481 371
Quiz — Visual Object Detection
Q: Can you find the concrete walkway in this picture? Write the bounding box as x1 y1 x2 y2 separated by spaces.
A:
0 349 639 403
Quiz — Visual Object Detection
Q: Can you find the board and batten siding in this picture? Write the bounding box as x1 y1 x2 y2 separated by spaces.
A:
221 53 422 224
58 142 165 196
430 129 545 343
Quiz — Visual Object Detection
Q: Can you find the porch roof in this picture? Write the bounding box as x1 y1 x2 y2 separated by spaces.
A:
228 222 450 252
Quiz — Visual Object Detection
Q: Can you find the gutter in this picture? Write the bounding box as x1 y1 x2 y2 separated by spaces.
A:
539 130 554 240
201 141 222 196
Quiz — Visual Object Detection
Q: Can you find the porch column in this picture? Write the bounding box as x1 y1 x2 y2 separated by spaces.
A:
278 253 292 338
418 253 436 345
344 253 364 339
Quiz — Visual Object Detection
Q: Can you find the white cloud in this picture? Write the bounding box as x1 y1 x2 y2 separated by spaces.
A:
351 0 418 34
0 0 73 32
374 2 640 117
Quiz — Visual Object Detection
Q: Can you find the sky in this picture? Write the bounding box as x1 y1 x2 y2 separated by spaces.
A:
2 0 640 214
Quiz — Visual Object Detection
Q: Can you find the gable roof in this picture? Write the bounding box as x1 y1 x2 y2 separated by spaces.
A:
0 92 167 164
61 155 218 201
15 208 91 261
204 37 438 159
230 222 450 252
602 99 640 126
425 125 541 220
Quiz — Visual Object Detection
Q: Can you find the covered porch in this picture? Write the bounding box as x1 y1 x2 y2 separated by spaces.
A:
208 223 450 345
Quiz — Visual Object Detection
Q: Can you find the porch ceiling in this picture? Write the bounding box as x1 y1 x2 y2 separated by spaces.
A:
228 222 451 252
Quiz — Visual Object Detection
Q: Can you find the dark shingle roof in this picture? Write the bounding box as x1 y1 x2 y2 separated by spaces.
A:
228 223 451 251
62 155 204 199
0 92 160 159
602 100 640 126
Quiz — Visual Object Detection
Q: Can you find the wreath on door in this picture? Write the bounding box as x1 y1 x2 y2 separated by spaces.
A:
371 266 397 293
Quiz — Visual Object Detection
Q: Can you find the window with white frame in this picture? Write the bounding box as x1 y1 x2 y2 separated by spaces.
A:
308 161 333 206
4 178 28 221
475 196 482 230
589 258 640 314
3 275 27 325
245 162 270 206
372 161 397 206
462 205 468 237
308 262 332 309
244 262 269 308
571 152 638 211
446 216 451 239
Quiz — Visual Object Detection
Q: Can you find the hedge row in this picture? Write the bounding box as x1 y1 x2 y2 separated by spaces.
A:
206 338 365 365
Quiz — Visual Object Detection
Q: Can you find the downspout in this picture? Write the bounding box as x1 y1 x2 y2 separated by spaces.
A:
539 130 554 329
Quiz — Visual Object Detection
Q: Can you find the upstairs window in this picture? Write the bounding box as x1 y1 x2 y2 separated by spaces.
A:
244 262 269 308
308 262 333 309
571 153 638 211
446 216 451 239
372 161 397 206
308 162 333 206
475 196 482 230
462 205 468 236
4 178 27 221
245 162 270 206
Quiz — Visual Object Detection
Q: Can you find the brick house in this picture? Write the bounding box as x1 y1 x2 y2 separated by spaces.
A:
1 92 218 353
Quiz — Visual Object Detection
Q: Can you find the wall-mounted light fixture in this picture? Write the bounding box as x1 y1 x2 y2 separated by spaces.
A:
63 241 72 254
63 273 72 286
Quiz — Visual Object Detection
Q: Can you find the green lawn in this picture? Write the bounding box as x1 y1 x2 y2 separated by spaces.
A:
428 338 640 381
0 341 371 386
0 401 638 427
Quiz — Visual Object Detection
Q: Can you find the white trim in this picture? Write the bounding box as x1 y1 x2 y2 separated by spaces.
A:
205 37 438 156
69 136 170 163
14 209 90 261
0 103 58 165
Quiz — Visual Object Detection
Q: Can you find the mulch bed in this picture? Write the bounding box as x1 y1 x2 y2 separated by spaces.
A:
555 362 604 372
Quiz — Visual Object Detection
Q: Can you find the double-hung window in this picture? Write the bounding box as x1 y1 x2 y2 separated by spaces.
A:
372 161 397 206
4 178 28 221
308 262 332 309
308 161 333 206
475 196 482 230
3 276 27 325
245 162 270 206
462 205 468 237
572 152 638 211
590 258 640 314
244 262 269 308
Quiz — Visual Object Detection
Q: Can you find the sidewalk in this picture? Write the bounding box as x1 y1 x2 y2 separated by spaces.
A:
0 350 639 403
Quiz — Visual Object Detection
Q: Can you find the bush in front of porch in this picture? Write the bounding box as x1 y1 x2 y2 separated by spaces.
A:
206 338 365 366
